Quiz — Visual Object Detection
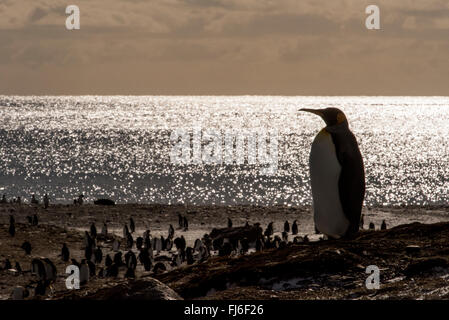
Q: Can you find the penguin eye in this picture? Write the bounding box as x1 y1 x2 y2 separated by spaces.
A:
336 112 346 124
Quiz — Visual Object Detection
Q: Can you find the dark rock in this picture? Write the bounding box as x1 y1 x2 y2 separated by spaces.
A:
94 199 115 206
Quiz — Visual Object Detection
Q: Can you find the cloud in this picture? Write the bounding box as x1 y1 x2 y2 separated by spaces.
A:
0 0 449 94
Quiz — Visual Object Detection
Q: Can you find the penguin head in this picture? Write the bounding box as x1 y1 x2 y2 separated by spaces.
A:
300 108 347 127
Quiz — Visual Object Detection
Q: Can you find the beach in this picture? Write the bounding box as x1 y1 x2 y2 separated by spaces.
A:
1 203 449 300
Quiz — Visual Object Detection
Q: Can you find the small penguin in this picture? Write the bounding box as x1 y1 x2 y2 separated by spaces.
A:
284 221 290 233
4 259 12 270
168 224 175 238
381 220 387 230
101 222 108 237
105 254 113 267
123 225 129 238
43 194 49 209
61 243 70 262
136 237 143 250
183 216 189 231
292 220 298 235
94 247 103 264
112 239 120 252
227 218 233 228
90 223 97 239
369 222 375 230
178 213 183 229
8 222 15 237
129 217 135 234
301 108 365 239
79 261 90 285
186 247 194 265
21 241 32 255
32 214 38 226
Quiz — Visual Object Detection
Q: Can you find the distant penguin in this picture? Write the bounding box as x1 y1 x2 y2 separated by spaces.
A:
153 262 166 274
138 249 152 271
61 243 70 262
87 260 96 276
264 222 274 237
9 215 15 225
32 214 38 226
227 218 233 228
136 237 143 250
165 238 173 251
15 262 22 273
101 222 108 237
381 220 387 230
8 222 15 237
282 231 288 242
168 224 175 238
292 220 298 235
43 194 49 209
301 108 365 238
178 214 183 229
125 251 137 270
183 216 189 231
105 255 113 267
113 252 123 266
129 217 135 233
123 225 129 238
94 247 103 264
126 233 134 249
31 194 39 205
303 235 310 243
21 241 32 255
85 245 93 261
79 261 90 285
90 223 97 239
43 258 57 282
284 221 290 233
31 259 46 280
112 239 120 252
194 239 203 252
106 263 119 277
369 222 375 230
4 259 12 270
186 247 194 265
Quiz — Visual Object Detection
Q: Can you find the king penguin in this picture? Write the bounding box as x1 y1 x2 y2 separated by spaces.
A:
301 108 365 239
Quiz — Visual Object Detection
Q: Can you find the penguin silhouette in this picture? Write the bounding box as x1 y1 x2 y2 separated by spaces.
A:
301 108 365 238
61 243 70 262
381 220 387 230
292 220 298 235
284 221 290 233
21 241 32 255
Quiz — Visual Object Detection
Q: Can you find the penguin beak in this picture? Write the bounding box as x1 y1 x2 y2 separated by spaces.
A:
300 108 324 118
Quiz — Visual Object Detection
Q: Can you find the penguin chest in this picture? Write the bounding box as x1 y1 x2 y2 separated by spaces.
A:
309 129 349 238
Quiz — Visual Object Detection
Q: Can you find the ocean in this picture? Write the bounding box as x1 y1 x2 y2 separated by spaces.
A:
0 96 448 206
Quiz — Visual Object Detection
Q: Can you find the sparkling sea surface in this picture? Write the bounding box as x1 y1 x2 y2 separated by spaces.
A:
0 96 448 206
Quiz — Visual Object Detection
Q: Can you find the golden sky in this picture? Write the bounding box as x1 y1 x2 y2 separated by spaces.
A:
1 0 449 95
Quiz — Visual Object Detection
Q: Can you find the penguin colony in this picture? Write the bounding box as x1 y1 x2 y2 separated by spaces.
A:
1 202 385 300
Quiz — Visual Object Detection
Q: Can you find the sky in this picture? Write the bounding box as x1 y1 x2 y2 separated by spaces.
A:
1 0 449 95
